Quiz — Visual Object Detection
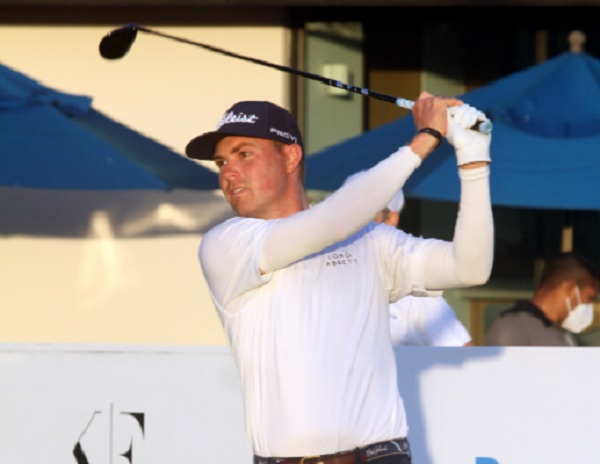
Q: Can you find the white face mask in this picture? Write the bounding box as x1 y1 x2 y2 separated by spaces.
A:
562 286 594 334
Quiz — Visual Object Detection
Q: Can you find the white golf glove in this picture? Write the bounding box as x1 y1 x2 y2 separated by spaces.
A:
446 104 492 166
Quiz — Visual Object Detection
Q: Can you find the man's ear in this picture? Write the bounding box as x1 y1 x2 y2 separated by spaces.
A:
284 143 303 174
559 278 578 298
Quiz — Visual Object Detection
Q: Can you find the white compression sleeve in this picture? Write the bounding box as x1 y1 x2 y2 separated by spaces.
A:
420 166 494 289
260 146 422 273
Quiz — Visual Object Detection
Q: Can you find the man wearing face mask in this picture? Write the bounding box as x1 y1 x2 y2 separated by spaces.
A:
485 252 600 346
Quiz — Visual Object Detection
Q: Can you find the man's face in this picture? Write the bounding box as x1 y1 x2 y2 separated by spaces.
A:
213 136 290 219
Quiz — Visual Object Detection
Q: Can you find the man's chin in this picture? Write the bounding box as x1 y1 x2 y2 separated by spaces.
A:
232 204 252 218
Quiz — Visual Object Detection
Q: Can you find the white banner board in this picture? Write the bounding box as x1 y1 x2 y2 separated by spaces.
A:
2 344 600 464
0 345 250 464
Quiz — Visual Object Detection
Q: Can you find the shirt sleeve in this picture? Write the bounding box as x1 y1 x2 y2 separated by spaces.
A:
419 165 494 290
420 297 472 346
260 147 422 273
389 296 471 346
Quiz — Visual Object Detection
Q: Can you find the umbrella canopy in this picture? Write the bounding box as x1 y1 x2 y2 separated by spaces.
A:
305 50 600 211
0 62 218 190
0 62 231 238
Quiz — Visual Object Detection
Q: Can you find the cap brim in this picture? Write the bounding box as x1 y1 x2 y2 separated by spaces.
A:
185 132 228 160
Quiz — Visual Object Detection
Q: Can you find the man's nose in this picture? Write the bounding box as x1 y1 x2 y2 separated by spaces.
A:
220 161 239 179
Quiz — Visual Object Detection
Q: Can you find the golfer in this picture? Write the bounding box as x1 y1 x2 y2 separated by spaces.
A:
185 92 493 464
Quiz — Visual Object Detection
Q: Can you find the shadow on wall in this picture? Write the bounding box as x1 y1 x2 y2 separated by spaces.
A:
395 346 500 464
0 188 234 238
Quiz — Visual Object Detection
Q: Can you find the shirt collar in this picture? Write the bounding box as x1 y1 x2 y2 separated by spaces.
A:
502 300 555 327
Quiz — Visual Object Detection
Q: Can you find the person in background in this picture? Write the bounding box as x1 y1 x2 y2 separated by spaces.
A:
485 251 600 346
375 189 473 346
185 94 493 464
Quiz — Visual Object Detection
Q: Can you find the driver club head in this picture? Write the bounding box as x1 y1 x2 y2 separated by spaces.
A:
99 24 139 59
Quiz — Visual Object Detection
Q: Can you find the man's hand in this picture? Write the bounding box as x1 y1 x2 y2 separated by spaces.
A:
446 103 492 168
409 92 463 160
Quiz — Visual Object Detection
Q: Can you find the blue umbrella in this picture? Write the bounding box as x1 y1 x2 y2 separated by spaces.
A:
305 51 600 211
0 62 218 190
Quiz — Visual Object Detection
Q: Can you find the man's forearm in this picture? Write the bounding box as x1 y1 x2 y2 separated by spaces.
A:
420 166 493 289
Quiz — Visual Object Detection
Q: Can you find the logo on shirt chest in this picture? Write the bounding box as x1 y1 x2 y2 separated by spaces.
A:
325 251 357 267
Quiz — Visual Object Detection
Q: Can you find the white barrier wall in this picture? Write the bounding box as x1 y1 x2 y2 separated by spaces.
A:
0 345 251 464
2 344 600 464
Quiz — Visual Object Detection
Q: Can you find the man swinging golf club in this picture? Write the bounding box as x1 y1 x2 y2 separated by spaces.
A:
185 94 493 464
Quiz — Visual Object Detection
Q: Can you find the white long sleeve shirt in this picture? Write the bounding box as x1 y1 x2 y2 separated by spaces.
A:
199 146 493 457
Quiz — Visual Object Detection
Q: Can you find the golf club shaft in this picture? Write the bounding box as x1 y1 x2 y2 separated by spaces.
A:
134 26 418 108
103 24 491 134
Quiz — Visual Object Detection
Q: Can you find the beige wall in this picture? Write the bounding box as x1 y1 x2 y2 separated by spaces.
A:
0 25 290 156
1 231 225 345
0 25 290 345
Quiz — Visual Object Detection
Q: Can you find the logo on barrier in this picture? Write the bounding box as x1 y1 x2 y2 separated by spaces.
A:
73 403 145 464
476 457 499 464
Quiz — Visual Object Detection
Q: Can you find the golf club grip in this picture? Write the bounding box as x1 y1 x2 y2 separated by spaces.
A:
395 98 492 135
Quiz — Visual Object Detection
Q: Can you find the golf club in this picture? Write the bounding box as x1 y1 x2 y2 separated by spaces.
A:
99 23 492 135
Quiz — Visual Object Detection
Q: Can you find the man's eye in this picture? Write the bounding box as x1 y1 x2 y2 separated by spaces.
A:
240 151 251 157
215 159 226 168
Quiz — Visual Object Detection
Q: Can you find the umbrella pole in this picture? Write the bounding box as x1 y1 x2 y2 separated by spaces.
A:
561 212 574 253
561 226 573 252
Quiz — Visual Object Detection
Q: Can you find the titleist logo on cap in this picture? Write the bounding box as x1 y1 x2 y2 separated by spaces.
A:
216 111 259 129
